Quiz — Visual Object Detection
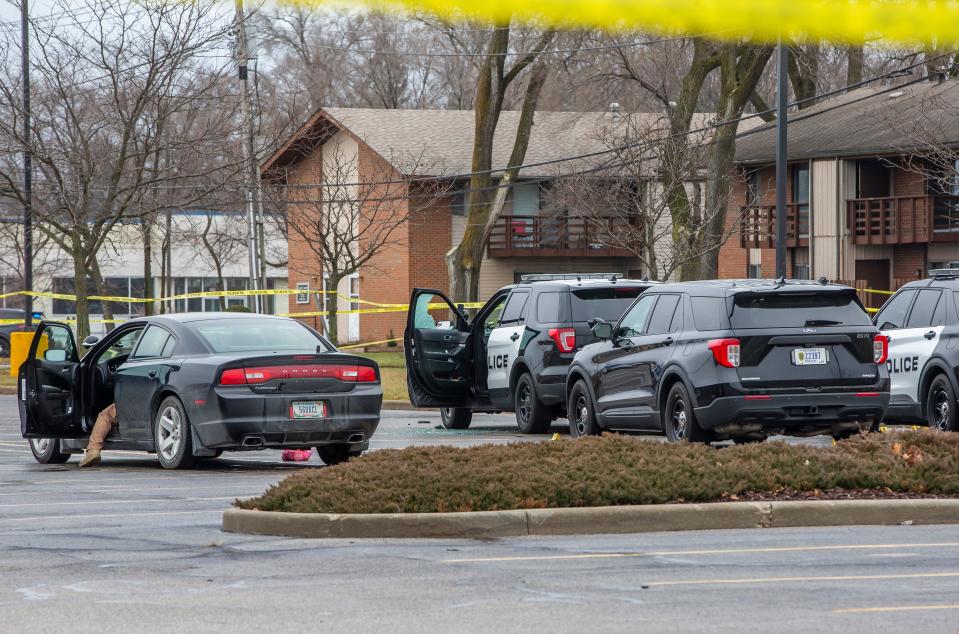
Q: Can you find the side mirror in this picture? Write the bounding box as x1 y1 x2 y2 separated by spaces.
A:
591 321 613 340
82 335 101 349
44 349 67 362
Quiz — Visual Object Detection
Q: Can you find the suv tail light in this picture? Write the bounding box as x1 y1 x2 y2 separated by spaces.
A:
708 338 741 368
873 334 889 364
219 364 377 385
548 328 576 353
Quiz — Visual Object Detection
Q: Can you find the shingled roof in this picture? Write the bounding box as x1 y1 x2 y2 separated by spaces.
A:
735 79 959 164
262 107 719 179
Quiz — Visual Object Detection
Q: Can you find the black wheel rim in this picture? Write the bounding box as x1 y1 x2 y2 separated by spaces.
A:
671 398 688 440
442 407 452 421
932 387 950 431
518 384 531 424
574 394 589 436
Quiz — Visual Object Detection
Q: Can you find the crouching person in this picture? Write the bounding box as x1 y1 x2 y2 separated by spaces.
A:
79 404 117 468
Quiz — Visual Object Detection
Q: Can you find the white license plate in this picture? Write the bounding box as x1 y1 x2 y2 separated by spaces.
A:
291 401 327 419
792 347 828 365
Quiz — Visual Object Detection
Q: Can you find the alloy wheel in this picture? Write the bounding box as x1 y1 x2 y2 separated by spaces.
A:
517 384 531 424
30 438 50 454
933 388 950 431
671 399 688 440
574 394 589 436
157 406 182 461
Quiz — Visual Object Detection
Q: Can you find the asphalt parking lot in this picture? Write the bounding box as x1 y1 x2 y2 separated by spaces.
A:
1 394 957 633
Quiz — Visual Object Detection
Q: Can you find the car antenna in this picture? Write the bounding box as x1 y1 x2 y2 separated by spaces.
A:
818 276 828 285
774 275 786 288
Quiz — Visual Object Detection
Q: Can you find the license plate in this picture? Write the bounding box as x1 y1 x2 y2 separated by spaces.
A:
290 401 327 419
792 347 827 365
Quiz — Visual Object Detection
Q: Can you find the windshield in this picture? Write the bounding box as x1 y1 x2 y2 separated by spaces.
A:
192 318 333 354
571 286 647 323
729 291 872 329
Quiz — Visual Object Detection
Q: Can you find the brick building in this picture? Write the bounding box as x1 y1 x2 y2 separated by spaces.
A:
263 107 707 343
719 79 959 308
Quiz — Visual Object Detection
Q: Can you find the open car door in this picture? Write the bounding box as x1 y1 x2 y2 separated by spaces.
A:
19 321 84 438
404 289 474 407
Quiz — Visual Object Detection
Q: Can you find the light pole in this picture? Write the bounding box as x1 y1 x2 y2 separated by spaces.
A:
21 0 33 327
774 40 789 279
234 0 261 312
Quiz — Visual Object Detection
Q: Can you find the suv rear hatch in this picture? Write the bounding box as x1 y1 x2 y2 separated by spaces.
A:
729 288 881 389
568 285 650 346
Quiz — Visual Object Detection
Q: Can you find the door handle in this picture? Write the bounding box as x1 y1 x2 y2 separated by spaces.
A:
510 333 520 341
663 337 674 345
924 331 936 340
148 370 158 378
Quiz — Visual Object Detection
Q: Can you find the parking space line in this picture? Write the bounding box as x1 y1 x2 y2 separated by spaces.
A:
643 572 959 587
443 542 959 563
833 604 959 614
0 496 237 508
0 509 224 522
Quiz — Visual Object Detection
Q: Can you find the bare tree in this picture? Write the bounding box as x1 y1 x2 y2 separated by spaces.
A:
0 0 243 338
264 138 446 344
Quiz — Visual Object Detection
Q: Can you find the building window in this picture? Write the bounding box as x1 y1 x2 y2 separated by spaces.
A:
792 163 810 238
52 277 145 316
0 276 23 308
747 248 762 279
451 185 467 217
792 248 811 280
745 170 761 206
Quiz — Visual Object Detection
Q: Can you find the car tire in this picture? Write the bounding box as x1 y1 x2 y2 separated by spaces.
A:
925 374 959 432
440 407 472 430
568 380 601 438
316 444 362 466
28 438 71 464
0 335 10 358
515 373 551 434
153 396 196 470
663 382 710 443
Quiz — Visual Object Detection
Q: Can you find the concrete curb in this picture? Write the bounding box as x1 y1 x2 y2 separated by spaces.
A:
222 498 959 539
0 386 15 395
381 400 415 411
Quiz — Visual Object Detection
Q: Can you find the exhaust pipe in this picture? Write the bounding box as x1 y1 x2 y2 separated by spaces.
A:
347 433 365 444
242 435 264 448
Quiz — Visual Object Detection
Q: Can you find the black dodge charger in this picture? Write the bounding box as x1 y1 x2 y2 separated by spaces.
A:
18 313 382 468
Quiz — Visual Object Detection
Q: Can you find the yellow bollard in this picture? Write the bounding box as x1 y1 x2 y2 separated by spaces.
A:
9 331 36 377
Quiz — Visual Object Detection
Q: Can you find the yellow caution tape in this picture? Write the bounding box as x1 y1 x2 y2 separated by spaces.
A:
338 337 403 349
323 0 959 45
856 288 895 296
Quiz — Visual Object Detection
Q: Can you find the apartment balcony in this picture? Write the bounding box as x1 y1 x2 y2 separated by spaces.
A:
487 214 634 258
846 195 959 245
738 204 808 249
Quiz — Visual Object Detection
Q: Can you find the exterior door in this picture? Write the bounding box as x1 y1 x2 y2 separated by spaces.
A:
115 325 177 440
348 275 360 342
855 259 891 310
404 289 472 407
882 288 944 404
485 290 529 397
19 322 83 438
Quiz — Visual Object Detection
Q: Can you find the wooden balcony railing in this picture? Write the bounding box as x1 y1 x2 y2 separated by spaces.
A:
487 215 634 258
847 195 932 245
739 204 808 248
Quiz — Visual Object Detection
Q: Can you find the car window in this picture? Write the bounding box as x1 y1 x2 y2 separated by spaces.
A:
646 294 681 335
412 292 462 330
536 292 568 323
499 292 529 325
132 326 172 359
617 294 656 337
729 291 872 329
876 289 916 330
35 324 76 362
906 289 942 328
161 335 177 357
97 328 144 362
690 297 728 331
481 295 508 339
669 296 685 332
193 318 334 353
570 286 647 323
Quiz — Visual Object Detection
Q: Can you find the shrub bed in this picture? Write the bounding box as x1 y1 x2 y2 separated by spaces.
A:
238 431 959 514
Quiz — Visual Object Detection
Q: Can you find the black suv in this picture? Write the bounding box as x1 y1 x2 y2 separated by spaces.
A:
404 274 655 432
566 279 890 443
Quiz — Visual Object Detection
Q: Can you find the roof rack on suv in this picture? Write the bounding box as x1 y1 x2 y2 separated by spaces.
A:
929 268 959 280
520 273 622 283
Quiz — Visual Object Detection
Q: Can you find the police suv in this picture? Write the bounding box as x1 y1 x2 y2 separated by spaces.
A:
875 271 959 431
403 274 654 432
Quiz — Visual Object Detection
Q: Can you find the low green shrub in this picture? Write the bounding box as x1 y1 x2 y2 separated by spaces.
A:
238 431 959 514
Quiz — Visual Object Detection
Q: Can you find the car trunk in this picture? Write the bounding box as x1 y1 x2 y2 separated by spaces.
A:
569 285 649 347
730 289 879 390
219 353 379 394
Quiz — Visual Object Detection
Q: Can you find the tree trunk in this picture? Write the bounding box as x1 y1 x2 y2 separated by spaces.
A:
788 44 820 109
846 46 864 85
89 258 116 333
143 219 154 317
71 237 91 341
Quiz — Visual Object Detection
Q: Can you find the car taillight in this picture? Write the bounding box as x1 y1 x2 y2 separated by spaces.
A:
548 327 576 353
708 338 741 368
219 364 377 385
873 334 889 364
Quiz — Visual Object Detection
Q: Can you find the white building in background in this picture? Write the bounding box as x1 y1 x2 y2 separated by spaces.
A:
0 210 288 334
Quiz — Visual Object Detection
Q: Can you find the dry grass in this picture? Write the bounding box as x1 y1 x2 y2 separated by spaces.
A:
357 351 407 401
238 430 959 514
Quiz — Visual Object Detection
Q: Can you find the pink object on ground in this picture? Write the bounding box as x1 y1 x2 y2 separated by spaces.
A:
281 449 313 462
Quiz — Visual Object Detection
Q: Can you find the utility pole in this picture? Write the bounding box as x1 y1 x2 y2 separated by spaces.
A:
774 40 789 279
234 0 261 313
21 0 33 328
